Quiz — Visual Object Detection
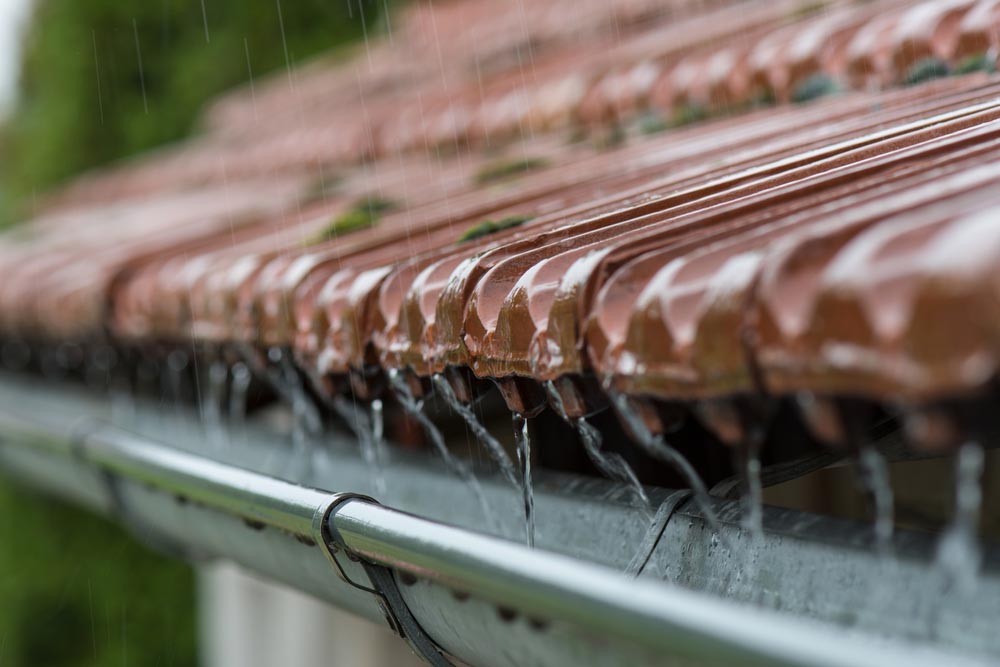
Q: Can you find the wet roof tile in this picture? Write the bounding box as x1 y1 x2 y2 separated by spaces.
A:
7 0 1000 427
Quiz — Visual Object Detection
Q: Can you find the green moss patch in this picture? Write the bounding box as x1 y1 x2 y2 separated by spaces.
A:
748 88 777 109
789 0 828 20
954 53 996 76
458 215 531 243
592 123 628 150
669 102 709 129
312 196 395 244
637 111 669 136
904 57 951 86
792 74 841 104
475 157 549 184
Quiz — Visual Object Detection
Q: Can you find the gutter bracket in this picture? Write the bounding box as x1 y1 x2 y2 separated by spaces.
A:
626 488 693 576
318 493 457 667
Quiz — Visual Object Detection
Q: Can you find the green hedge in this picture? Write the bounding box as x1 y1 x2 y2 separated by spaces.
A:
0 3 394 664
0 482 197 666
0 0 391 226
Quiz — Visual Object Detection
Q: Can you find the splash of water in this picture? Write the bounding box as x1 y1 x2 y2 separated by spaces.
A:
431 374 520 487
609 391 731 542
857 444 894 555
389 370 500 533
937 440 984 592
513 412 535 547
545 381 651 514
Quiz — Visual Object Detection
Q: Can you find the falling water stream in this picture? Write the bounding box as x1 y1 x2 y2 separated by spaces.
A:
108 368 136 426
136 357 159 396
432 374 536 544
512 413 535 547
228 361 252 429
370 398 387 496
389 369 500 533
330 394 387 496
545 381 651 515
577 416 652 513
166 350 189 416
273 351 322 480
741 445 764 541
857 444 894 555
937 440 985 591
215 346 917 568
609 391 731 542
205 359 229 449
431 374 520 486
331 393 367 437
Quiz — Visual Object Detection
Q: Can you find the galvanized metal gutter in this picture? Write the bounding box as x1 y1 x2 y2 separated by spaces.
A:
0 376 997 667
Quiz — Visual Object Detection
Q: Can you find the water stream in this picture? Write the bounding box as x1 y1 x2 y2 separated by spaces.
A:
741 444 764 542
331 394 387 496
431 374 520 486
166 350 189 416
108 362 136 426
857 444 894 555
937 440 984 592
331 393 368 439
389 370 500 533
369 398 388 496
545 381 651 514
205 359 229 449
276 352 322 481
228 361 252 430
513 412 535 547
610 391 731 542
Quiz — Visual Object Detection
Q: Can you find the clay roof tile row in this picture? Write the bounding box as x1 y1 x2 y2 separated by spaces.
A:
4 0 1000 453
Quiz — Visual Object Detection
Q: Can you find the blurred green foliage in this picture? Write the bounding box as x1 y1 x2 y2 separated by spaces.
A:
0 483 197 666
0 2 392 665
0 0 391 225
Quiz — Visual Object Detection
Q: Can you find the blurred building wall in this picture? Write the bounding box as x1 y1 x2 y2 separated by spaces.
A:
0 0 31 116
199 562 425 667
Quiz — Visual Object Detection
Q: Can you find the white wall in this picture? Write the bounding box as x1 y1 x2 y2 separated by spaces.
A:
198 562 426 667
0 0 32 116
